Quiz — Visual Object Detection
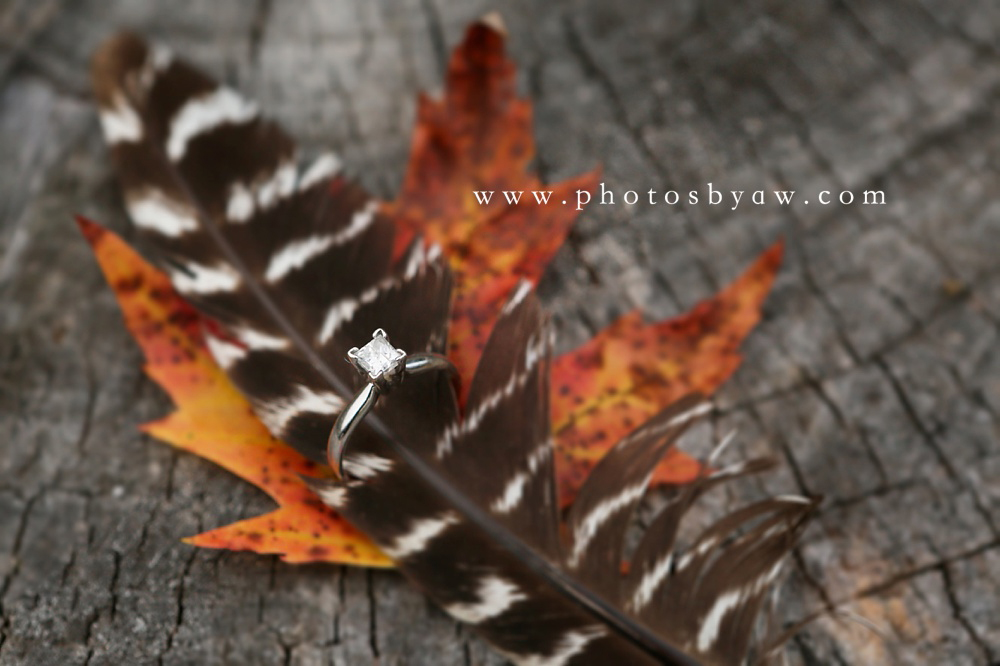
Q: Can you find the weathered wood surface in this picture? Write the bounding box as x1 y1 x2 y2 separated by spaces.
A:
1 0 998 664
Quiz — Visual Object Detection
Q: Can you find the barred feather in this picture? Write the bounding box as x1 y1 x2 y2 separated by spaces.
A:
93 32 816 666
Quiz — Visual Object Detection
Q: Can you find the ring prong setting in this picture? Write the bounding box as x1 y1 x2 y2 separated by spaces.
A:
348 329 407 388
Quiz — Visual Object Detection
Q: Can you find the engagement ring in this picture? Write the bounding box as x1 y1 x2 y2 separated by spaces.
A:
328 328 456 479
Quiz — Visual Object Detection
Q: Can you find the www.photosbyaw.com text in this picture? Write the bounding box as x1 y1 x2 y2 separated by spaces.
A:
473 182 887 211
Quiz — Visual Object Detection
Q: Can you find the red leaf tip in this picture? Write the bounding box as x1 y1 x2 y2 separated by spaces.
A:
75 215 106 245
764 237 785 266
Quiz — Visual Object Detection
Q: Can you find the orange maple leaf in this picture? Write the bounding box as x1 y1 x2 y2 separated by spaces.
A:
83 16 782 564
78 217 390 567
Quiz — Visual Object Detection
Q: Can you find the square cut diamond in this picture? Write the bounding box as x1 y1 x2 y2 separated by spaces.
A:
353 333 402 379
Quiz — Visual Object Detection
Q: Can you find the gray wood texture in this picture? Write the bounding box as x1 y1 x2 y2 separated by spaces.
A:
2 0 999 664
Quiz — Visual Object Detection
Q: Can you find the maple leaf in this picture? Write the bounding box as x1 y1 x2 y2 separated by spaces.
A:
83 16 782 564
78 217 390 567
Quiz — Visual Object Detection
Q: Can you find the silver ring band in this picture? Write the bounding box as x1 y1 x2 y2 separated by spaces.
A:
328 329 457 479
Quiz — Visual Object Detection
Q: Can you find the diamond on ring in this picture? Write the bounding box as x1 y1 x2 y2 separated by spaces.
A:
348 328 406 382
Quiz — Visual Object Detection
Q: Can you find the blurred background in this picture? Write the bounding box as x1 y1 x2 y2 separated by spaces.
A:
1 0 998 664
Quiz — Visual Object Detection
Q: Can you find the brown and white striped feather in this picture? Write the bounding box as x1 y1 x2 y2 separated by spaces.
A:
94 34 817 666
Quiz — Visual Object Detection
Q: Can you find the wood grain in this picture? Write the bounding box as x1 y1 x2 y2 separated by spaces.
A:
1 0 998 663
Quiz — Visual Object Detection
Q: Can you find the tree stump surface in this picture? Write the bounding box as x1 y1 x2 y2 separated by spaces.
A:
2 1 999 664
